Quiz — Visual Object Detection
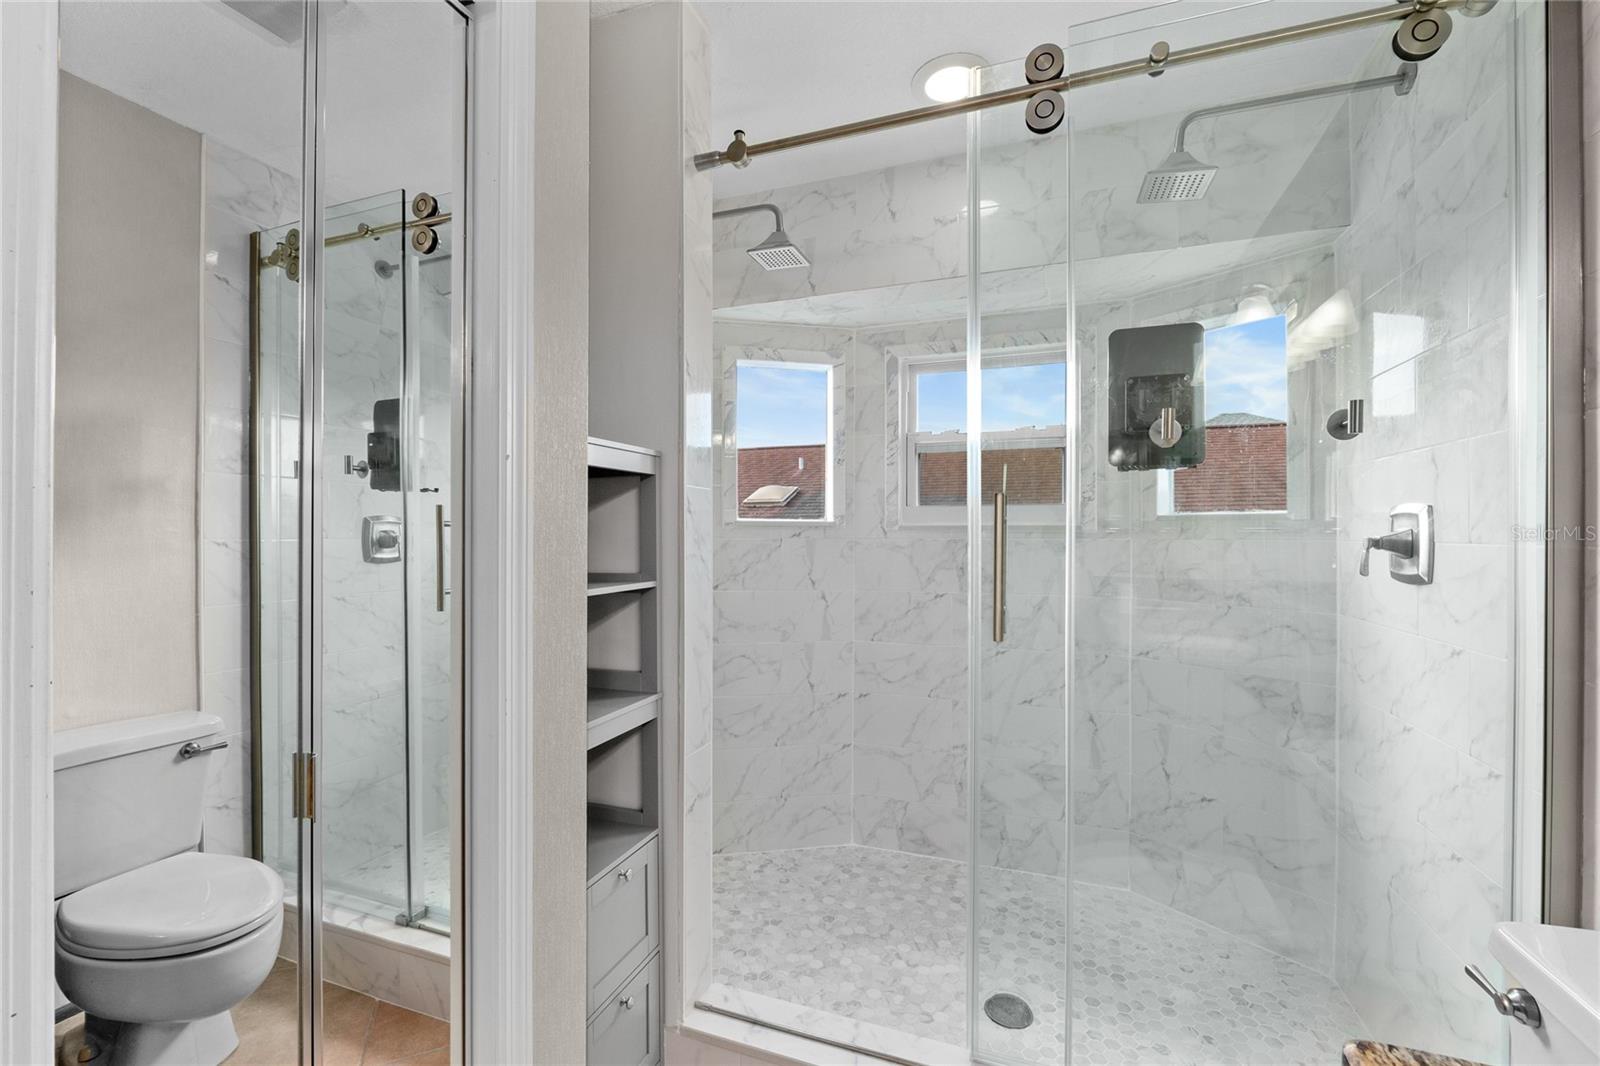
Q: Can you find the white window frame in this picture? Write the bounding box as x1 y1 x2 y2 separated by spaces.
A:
731 356 838 524
1155 314 1291 518
898 348 1068 527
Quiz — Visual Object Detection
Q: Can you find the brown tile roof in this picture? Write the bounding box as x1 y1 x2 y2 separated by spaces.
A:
737 445 827 519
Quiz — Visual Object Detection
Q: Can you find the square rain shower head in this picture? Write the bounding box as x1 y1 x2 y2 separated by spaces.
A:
747 230 810 271
1137 151 1218 204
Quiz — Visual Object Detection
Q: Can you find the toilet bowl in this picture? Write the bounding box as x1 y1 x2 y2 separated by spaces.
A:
54 713 285 1066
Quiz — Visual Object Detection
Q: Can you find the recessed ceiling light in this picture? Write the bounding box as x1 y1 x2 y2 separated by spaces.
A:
914 53 987 103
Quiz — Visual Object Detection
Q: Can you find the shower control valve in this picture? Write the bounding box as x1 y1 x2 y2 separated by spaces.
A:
362 515 403 564
1359 503 1433 584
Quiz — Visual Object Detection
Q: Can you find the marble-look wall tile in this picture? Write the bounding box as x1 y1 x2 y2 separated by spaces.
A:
853 796 966 862
713 794 851 853
198 137 296 861
1332 4 1518 1056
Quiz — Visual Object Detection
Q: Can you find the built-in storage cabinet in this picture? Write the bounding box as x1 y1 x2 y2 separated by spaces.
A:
586 438 662 1066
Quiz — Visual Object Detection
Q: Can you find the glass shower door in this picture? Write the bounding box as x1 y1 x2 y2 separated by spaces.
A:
1029 1 1539 1063
318 191 414 924
968 56 1073 1066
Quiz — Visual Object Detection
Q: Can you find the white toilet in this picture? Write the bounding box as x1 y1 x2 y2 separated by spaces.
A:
1489 922 1600 1065
54 712 284 1066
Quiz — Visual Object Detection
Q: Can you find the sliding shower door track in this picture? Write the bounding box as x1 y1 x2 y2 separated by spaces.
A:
695 0 1490 171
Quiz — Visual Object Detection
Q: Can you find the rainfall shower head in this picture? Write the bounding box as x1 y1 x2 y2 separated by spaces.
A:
1137 150 1218 204
713 202 811 271
746 229 810 271
1139 64 1419 206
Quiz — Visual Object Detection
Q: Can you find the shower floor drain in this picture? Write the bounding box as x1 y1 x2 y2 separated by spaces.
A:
983 992 1034 1030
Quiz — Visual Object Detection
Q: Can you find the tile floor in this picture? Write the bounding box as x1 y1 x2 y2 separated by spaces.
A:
55 958 449 1066
713 845 1366 1065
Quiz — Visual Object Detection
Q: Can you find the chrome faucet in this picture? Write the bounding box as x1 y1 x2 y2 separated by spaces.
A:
1359 503 1434 584
1359 529 1416 576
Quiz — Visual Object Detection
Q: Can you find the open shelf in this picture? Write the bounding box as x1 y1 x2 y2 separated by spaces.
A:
588 436 661 476
587 576 658 597
587 688 661 750
587 820 660 886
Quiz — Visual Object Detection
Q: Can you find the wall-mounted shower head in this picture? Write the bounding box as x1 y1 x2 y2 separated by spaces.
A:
746 228 810 271
1140 64 1419 206
1137 150 1218 204
713 202 810 271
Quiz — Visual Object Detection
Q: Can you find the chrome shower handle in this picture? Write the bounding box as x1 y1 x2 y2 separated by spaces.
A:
435 504 451 613
992 470 1008 643
1358 529 1415 577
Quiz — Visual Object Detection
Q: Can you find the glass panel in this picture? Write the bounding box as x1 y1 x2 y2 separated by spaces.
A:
969 55 1072 1066
318 190 413 921
309 0 466 1046
56 1 306 1062
705 109 974 1058
1056 2 1540 1063
403 189 456 930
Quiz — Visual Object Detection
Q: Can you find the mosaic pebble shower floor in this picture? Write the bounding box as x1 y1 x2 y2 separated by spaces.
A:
713 846 1364 1064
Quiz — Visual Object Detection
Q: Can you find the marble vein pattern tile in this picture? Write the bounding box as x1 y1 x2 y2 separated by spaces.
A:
1329 5 1518 1058
712 845 1363 1065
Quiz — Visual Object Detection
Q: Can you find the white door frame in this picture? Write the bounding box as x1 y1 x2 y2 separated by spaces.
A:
0 1 558 1060
0 3 58 1064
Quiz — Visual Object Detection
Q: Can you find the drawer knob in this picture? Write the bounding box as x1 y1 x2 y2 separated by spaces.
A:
619 868 634 882
620 995 636 1010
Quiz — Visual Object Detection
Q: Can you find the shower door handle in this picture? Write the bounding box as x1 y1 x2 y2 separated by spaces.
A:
992 485 1007 643
435 504 451 612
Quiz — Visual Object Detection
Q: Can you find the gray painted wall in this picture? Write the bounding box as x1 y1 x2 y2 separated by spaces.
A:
54 72 201 731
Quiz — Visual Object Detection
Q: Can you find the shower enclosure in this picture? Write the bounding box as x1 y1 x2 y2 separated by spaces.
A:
703 1 1548 1063
254 190 456 935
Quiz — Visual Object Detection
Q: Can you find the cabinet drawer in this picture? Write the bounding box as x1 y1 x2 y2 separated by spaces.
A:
586 952 660 1066
587 835 659 1015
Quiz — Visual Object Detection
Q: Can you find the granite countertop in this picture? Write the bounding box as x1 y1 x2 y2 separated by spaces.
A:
1342 1040 1489 1066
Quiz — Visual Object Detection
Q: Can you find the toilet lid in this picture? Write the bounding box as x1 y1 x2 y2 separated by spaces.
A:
57 852 283 960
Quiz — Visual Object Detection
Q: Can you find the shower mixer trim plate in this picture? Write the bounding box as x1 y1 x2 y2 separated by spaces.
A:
1360 502 1434 584
362 515 403 564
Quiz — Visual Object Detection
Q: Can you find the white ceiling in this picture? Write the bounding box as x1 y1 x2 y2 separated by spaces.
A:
59 0 462 208
700 0 1382 197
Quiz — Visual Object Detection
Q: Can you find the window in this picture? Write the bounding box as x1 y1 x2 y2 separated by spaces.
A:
734 360 834 522
1158 316 1289 515
901 351 1067 525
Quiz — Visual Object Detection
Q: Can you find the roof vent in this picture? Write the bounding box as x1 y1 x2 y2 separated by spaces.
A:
743 485 799 507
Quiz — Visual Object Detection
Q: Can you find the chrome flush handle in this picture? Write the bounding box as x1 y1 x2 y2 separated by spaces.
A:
1465 964 1542 1029
178 739 229 759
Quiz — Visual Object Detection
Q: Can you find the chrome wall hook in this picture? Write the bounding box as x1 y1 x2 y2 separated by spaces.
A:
1327 399 1366 440
1148 406 1183 449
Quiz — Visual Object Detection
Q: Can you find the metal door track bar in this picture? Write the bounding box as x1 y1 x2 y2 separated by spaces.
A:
694 0 1490 172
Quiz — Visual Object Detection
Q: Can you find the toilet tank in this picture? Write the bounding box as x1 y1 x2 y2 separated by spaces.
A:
1490 922 1600 1065
54 712 225 897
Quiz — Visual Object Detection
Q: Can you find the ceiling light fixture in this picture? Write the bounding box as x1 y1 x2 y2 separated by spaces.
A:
1231 284 1279 326
914 53 987 103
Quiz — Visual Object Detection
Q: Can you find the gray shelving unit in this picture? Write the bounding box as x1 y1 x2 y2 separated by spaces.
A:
585 437 663 1066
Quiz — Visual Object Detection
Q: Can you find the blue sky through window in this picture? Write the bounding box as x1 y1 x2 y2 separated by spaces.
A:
1202 316 1288 421
736 363 829 447
915 361 1067 434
